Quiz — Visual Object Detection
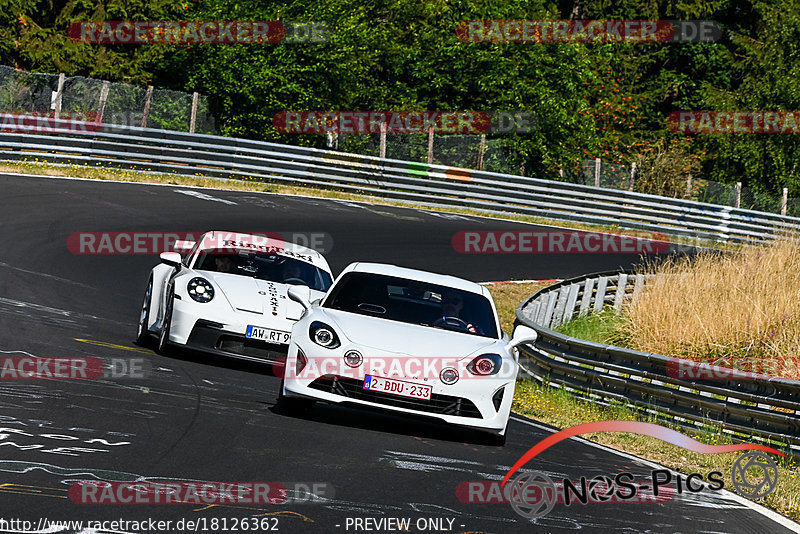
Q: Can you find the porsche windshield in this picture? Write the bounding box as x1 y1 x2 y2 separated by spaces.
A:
324 272 499 339
194 248 332 291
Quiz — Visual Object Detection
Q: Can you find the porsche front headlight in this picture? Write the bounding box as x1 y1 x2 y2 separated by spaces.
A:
188 277 214 303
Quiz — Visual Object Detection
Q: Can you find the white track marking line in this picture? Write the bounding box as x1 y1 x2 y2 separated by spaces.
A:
174 189 237 205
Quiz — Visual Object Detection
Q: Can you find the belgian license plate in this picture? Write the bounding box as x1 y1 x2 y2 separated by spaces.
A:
245 326 290 344
363 375 432 400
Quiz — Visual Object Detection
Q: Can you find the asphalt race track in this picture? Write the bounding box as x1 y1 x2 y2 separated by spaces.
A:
0 172 796 534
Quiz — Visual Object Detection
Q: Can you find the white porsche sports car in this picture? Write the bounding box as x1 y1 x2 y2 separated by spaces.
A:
279 262 538 445
136 231 334 363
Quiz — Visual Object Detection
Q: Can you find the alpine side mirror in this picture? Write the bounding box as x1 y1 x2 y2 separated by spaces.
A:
508 325 538 349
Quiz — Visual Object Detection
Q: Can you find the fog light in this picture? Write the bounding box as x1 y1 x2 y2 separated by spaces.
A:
440 367 459 385
492 386 505 411
296 348 307 375
344 350 363 368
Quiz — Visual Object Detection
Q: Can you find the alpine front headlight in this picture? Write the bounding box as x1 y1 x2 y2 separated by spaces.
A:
309 321 340 349
188 277 214 303
467 354 502 376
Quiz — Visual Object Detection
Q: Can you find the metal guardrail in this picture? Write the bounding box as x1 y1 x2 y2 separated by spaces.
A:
515 272 800 454
1 123 800 244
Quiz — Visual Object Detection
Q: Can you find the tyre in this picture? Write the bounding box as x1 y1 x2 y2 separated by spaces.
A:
476 421 507 446
157 285 174 355
276 379 315 416
135 277 153 346
484 432 507 446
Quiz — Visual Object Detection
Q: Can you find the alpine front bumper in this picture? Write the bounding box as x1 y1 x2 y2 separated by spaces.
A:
282 343 516 434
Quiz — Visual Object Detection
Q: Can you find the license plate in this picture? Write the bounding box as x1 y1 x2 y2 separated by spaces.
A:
245 326 291 344
363 375 432 400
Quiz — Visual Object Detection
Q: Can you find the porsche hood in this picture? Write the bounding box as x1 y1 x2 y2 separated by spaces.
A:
211 274 312 321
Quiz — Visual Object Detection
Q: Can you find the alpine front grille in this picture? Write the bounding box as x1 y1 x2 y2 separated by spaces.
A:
308 375 482 419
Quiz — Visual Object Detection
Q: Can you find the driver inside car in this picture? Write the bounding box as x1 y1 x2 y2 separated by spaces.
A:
214 255 235 273
439 291 481 334
282 261 306 284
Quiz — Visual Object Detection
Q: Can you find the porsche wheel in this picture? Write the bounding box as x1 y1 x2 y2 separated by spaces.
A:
484 432 507 447
157 285 174 355
135 276 153 345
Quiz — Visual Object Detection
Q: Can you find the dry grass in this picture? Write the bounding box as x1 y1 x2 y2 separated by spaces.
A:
620 239 800 378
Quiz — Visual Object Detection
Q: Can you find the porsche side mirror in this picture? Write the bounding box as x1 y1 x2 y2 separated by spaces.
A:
160 251 182 269
508 324 538 349
173 240 195 255
288 285 312 310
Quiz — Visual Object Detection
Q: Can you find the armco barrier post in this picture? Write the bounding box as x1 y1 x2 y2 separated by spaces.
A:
783 188 788 216
478 134 486 170
379 121 387 159
594 158 600 187
141 86 153 128
53 73 65 116
427 125 434 165
190 92 199 134
97 80 110 123
628 162 636 191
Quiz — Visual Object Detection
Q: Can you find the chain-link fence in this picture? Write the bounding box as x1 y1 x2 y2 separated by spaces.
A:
335 132 526 175
567 158 800 217
0 65 215 134
333 134 799 217
2 65 797 217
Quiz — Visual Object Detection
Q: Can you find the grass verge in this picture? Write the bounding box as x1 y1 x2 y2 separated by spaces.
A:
556 306 628 345
485 283 800 523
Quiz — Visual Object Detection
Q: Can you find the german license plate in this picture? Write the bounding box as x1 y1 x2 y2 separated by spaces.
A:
245 326 290 344
363 375 432 400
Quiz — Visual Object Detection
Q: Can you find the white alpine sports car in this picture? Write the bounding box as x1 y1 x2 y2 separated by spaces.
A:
279 262 538 445
136 231 334 363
